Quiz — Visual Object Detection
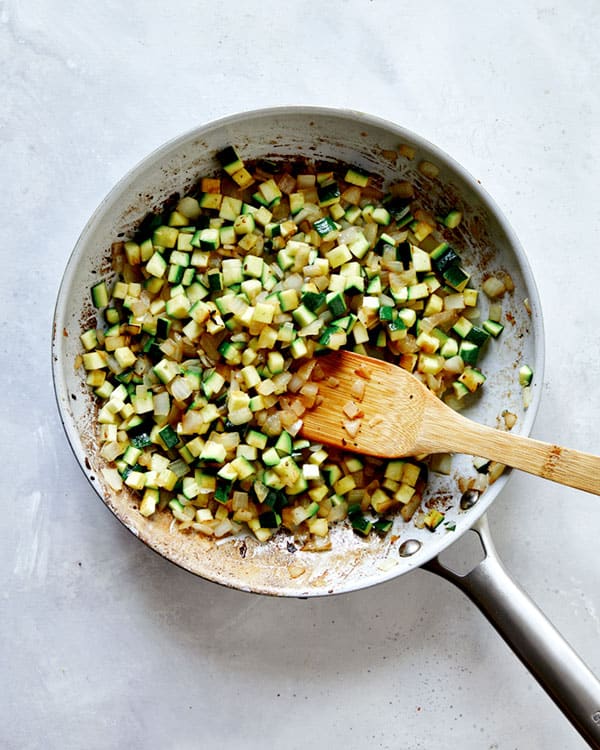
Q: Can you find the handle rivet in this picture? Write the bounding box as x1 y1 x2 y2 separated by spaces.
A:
399 539 422 557
460 489 481 510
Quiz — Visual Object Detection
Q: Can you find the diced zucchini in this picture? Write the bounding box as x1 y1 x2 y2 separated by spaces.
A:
246 430 268 450
301 291 326 312
243 254 264 279
231 167 254 189
217 145 244 175
465 326 490 347
313 216 338 238
202 369 225 398
519 365 533 386
146 251 167 279
452 316 473 339
277 288 299 312
371 207 391 226
199 227 221 251
262 447 281 467
326 291 347 317
197 193 221 211
153 225 179 248
348 232 370 259
289 338 308 359
200 440 227 463
351 515 373 536
292 304 318 328
411 246 432 272
234 213 255 235
345 205 362 224
221 258 243 287
289 192 304 215
91 281 109 308
463 288 478 307
440 338 459 359
258 179 282 206
444 209 463 228
459 367 486 392
219 196 243 221
153 358 180 384
80 328 98 351
430 242 460 272
274 430 293 456
165 294 191 319
344 167 369 187
443 264 471 292
458 340 480 366
373 519 393 535
482 319 504 338
423 509 445 530
317 181 341 207
158 424 179 450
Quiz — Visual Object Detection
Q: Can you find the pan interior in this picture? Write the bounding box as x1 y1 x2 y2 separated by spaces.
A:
52 107 543 597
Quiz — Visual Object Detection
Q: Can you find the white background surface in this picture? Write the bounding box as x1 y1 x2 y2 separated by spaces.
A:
2 1 599 748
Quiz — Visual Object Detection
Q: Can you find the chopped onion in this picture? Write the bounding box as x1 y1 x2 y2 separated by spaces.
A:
288 373 305 393
488 462 506 484
443 356 465 375
263 413 282 436
354 365 371 380
298 319 323 337
170 376 192 402
287 419 303 437
293 204 321 224
214 519 234 538
280 410 299 429
443 293 465 311
343 420 361 438
299 382 319 406
501 271 515 292
288 563 306 578
227 406 253 425
350 379 366 401
482 276 506 298
180 410 204 434
343 401 363 419
339 226 360 244
153 391 171 417
101 466 124 490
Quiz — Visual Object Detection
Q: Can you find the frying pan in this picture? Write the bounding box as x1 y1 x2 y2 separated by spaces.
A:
51 107 600 746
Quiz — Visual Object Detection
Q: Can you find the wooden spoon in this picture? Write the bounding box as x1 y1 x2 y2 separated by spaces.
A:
300 350 600 495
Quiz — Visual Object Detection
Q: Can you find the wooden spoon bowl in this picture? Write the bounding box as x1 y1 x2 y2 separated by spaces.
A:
301 351 600 495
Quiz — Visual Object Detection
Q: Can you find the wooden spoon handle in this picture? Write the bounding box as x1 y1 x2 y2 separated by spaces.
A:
420 409 600 495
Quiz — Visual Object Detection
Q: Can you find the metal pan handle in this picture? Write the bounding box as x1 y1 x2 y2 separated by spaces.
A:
424 514 600 748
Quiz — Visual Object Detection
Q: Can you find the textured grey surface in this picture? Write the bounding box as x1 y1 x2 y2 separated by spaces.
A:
2 1 599 748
